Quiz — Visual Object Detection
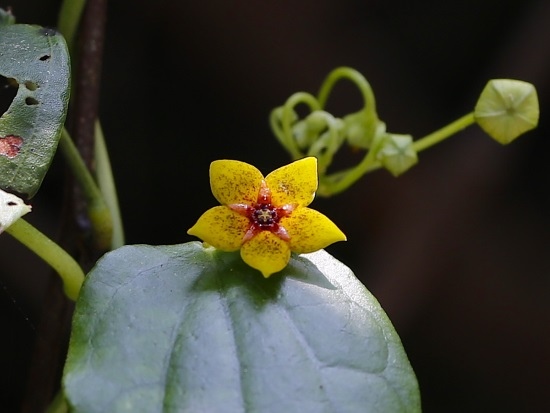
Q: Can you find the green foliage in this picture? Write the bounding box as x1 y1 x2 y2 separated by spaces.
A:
63 243 421 413
0 23 70 198
0 4 542 412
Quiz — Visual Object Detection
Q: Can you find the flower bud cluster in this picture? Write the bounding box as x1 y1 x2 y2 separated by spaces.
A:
270 68 539 197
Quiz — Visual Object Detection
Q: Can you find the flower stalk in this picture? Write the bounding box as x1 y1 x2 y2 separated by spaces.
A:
6 218 85 301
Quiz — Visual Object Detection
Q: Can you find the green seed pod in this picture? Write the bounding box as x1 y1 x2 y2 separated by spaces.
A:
376 134 418 177
474 79 539 144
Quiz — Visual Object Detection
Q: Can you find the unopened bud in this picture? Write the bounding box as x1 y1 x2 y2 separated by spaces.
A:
376 134 417 177
474 79 539 144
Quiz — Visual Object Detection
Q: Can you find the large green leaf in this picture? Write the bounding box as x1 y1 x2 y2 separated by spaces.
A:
64 242 421 412
0 24 70 198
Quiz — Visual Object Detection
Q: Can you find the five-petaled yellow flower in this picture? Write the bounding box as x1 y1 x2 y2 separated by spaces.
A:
187 157 346 277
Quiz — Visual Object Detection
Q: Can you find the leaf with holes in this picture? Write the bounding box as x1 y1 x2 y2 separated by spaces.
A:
0 24 70 198
63 242 421 413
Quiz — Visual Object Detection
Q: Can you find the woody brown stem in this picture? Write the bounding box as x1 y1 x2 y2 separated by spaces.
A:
20 0 108 411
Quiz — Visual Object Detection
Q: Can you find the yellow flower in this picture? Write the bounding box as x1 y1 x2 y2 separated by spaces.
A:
187 157 346 277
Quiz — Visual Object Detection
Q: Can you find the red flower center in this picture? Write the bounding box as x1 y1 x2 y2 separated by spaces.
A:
229 180 295 243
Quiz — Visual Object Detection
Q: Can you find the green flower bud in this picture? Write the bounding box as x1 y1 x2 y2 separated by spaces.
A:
292 111 339 151
305 110 330 131
292 119 315 150
307 115 345 175
474 79 539 144
376 134 418 177
343 112 386 150
343 112 370 149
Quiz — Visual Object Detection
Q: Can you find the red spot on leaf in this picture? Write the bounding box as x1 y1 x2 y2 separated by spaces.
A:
0 135 23 158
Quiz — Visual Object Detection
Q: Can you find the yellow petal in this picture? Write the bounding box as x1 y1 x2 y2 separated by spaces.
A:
187 206 250 251
282 207 346 253
265 157 318 207
210 160 264 205
240 231 291 277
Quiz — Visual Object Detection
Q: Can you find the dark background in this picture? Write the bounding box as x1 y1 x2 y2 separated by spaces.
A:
1 1 550 412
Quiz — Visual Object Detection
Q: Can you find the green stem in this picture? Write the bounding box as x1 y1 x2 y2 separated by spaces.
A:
317 67 378 137
319 112 477 196
94 120 125 249
412 112 475 152
317 67 377 112
59 127 113 250
306 111 342 175
57 0 87 53
319 132 386 196
361 112 477 173
273 92 320 159
59 128 101 203
6 219 85 301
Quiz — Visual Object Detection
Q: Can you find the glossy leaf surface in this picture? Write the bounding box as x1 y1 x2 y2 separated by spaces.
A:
64 242 420 413
0 24 70 198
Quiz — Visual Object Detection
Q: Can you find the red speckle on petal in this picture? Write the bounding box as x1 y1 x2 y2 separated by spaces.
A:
0 135 23 158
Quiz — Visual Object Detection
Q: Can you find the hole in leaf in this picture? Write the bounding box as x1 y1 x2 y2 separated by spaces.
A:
24 81 38 91
25 97 39 106
0 75 18 116
39 55 50 61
